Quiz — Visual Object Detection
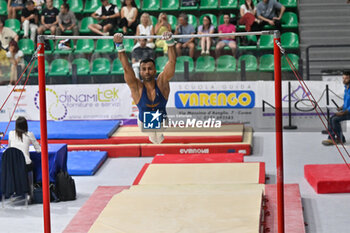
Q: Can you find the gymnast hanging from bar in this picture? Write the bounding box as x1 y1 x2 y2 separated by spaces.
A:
113 31 175 144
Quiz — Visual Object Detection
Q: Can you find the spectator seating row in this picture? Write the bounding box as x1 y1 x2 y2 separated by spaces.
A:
17 32 299 56
141 0 297 12
30 54 299 77
0 0 297 16
4 11 298 38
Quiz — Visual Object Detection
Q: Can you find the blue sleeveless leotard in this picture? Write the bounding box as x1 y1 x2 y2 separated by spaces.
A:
137 80 168 123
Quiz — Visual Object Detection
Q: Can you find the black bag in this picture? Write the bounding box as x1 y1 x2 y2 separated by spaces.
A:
56 171 76 201
33 183 60 204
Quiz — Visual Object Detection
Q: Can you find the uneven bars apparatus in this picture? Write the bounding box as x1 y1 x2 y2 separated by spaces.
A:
36 30 284 233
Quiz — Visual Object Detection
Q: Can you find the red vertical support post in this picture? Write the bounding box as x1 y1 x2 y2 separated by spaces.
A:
274 30 284 233
37 36 51 233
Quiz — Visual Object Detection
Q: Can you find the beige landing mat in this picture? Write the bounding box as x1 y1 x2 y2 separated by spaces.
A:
112 124 244 137
139 162 262 185
128 183 265 195
89 185 263 233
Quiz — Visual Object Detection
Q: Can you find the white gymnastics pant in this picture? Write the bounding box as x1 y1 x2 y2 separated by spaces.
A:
137 119 164 144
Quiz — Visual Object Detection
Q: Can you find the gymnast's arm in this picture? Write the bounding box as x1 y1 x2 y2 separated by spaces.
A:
158 32 176 83
113 33 141 93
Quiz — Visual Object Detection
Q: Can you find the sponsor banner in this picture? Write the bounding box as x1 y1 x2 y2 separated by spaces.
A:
0 81 345 132
0 84 133 121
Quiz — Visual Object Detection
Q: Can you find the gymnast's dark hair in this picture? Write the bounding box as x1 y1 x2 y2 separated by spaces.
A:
140 58 155 67
15 116 28 142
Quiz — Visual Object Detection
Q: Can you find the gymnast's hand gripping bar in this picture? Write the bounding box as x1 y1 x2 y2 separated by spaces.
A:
41 30 274 40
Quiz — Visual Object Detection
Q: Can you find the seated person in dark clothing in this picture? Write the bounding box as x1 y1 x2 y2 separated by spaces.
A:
88 0 120 36
255 0 285 32
37 0 59 35
131 37 155 79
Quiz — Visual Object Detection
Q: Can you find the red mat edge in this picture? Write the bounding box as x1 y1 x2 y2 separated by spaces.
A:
1 134 242 145
62 186 129 233
264 184 306 233
67 145 141 157
68 143 251 157
304 165 319 193
151 153 245 164
132 163 150 185
141 144 251 157
259 162 265 184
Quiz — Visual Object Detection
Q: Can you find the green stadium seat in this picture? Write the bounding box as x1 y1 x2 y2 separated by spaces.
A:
168 14 177 31
124 39 134 53
91 58 111 75
74 39 94 54
200 0 218 10
180 1 198 10
53 39 74 55
281 32 299 49
175 56 194 73
84 0 101 14
281 12 298 29
199 14 217 29
111 59 123 75
30 60 49 77
80 17 98 34
150 15 157 26
44 40 55 55
219 0 238 9
259 34 274 50
161 0 179 11
282 53 299 71
195 56 215 72
135 0 141 8
187 14 197 29
53 0 63 9
217 55 236 72
49 59 70 76
67 0 83 13
71 58 90 75
239 0 257 6
0 0 7 15
259 54 274 72
109 0 119 7
155 56 168 73
5 19 21 34
218 14 236 25
239 35 257 50
18 39 35 55
280 0 297 8
238 54 257 71
95 39 114 53
142 0 160 11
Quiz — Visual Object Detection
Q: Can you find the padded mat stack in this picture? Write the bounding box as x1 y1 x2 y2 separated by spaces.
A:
68 124 253 157
305 164 350 194
67 151 108 176
88 154 266 233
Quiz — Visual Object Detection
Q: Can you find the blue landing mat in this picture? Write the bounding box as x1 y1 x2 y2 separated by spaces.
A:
0 120 120 139
67 151 108 176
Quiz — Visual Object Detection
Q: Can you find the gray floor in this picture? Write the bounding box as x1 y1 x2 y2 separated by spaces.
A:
1 131 350 233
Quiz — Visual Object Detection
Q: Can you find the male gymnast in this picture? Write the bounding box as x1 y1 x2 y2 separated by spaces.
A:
113 31 176 144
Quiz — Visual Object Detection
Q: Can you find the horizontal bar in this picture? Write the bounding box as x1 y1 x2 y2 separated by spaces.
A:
41 31 274 40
